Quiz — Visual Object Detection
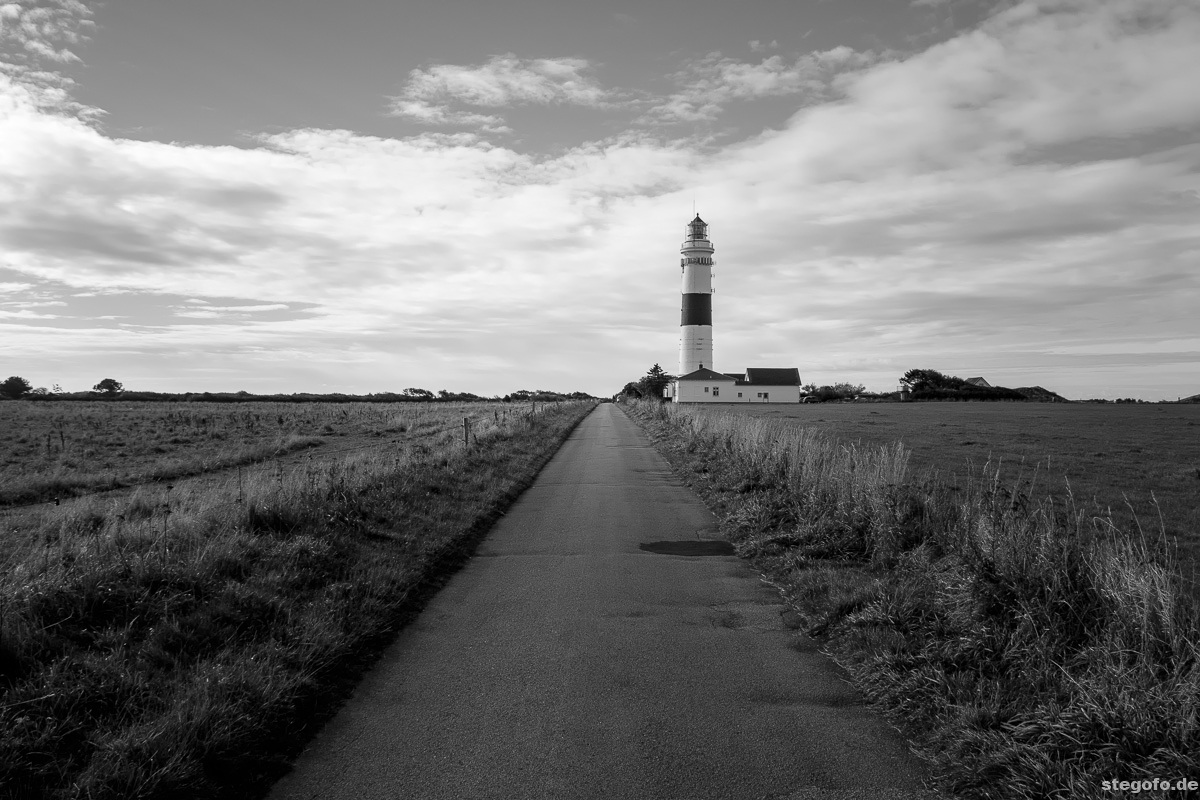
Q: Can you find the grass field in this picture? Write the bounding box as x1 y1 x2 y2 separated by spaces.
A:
0 401 516 509
0 399 595 800
685 402 1200 584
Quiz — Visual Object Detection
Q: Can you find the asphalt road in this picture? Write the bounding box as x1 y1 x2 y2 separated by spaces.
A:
268 403 940 800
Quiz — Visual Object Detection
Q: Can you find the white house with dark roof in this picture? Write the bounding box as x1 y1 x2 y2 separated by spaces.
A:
670 367 802 403
663 214 802 403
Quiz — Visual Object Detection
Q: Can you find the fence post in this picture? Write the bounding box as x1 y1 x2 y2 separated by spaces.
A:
464 417 469 447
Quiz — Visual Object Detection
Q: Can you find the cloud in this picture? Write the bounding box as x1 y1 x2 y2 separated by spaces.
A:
0 1 97 117
765 0 1200 189
388 54 614 130
644 46 879 123
3 0 1200 398
749 40 779 52
0 0 92 61
386 101 508 131
172 303 291 317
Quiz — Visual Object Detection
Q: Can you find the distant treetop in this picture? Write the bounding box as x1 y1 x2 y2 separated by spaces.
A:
1 376 32 400
93 378 124 396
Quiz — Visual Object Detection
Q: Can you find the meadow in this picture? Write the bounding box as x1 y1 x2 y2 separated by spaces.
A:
627 399 1199 798
0 399 596 800
687 402 1200 584
0 401 513 509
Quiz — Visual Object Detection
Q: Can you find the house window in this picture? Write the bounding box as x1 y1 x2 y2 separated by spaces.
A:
713 387 719 397
737 392 742 398
704 387 709 393
756 393 763 398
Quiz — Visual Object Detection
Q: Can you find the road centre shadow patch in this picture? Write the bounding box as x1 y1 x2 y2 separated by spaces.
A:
639 540 735 556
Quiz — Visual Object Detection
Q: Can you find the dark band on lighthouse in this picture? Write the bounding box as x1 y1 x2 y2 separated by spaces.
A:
680 293 712 327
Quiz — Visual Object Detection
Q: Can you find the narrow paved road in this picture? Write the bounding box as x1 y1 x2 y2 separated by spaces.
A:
269 404 939 800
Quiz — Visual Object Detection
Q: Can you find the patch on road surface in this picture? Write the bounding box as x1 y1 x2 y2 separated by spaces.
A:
709 601 795 633
639 539 735 556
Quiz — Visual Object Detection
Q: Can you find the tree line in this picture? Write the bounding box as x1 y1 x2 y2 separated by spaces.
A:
1 376 123 400
0 377 594 403
899 369 1031 401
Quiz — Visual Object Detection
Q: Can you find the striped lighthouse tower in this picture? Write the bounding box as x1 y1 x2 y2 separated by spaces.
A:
679 214 715 374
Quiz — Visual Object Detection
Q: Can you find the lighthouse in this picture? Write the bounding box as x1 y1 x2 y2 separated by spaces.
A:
666 214 804 403
679 214 715 374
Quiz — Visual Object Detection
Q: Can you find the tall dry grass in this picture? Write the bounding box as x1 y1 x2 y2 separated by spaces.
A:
0 400 595 799
629 400 1200 798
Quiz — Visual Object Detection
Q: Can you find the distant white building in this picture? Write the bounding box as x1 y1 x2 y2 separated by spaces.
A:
665 215 802 403
668 367 802 403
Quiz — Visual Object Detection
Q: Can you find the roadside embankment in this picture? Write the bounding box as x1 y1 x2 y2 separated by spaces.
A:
0 401 596 800
624 400 1199 799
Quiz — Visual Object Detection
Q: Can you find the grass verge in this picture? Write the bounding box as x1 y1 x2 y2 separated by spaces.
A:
0 401 595 800
624 400 1199 799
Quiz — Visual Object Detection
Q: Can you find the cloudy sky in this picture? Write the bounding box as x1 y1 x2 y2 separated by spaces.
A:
1 0 1198 399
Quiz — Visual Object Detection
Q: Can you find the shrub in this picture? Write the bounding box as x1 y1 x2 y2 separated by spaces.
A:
1 376 32 400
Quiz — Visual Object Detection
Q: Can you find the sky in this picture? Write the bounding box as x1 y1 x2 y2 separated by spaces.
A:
1 0 1198 400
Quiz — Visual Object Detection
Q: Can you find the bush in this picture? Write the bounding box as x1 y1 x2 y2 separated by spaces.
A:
92 379 124 397
801 383 864 402
1 376 31 400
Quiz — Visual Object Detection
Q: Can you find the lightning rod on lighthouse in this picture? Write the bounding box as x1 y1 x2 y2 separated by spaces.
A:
679 214 715 375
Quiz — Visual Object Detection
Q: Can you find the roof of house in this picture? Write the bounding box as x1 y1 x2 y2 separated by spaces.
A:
675 367 802 385
676 367 737 382
742 368 801 386
965 377 992 387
